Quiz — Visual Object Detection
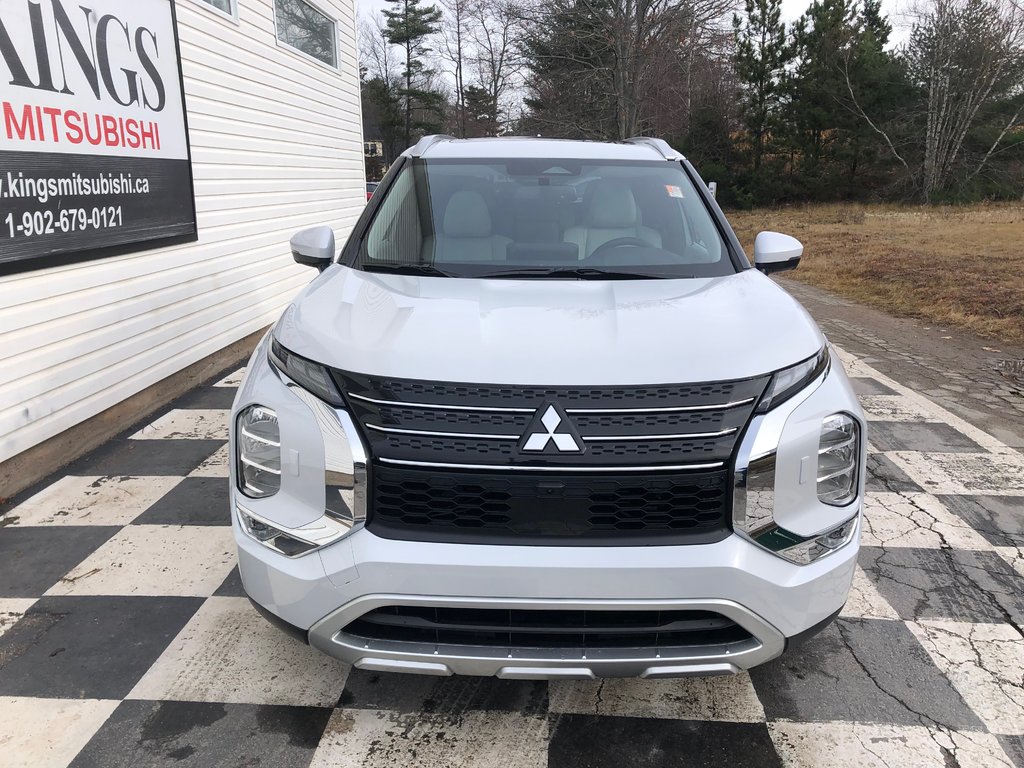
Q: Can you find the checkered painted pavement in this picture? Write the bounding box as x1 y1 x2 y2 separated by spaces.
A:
0 348 1022 768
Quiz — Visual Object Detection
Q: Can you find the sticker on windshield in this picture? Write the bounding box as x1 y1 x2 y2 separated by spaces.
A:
665 185 685 198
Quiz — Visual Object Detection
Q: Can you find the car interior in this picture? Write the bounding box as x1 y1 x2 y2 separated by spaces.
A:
361 160 728 274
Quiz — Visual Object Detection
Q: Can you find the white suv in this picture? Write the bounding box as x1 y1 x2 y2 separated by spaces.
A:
230 136 865 679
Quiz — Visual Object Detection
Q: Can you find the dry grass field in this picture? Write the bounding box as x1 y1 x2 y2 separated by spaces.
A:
728 203 1024 344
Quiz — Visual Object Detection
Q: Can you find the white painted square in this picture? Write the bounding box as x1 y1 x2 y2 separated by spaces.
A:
769 721 1014 767
129 597 348 708
310 708 547 768
996 546 1023 579
887 451 1024 496
548 674 765 722
840 566 899 621
213 368 246 387
45 525 235 597
0 696 119 768
3 475 181 527
188 444 230 478
861 491 993 550
858 395 942 423
832 347 873 377
908 620 1024 736
0 599 36 638
130 409 229 441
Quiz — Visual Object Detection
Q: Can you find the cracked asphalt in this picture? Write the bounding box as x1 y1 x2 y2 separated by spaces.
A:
0 292 1022 767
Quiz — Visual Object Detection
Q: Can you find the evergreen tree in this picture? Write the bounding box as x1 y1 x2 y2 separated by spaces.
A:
785 0 864 195
463 85 501 137
384 0 444 147
732 0 790 175
521 0 619 139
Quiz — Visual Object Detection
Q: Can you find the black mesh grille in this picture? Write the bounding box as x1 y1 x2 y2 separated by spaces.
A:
331 370 767 543
370 464 730 544
336 372 765 410
343 606 753 649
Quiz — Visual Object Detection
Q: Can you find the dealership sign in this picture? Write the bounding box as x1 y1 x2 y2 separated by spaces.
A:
0 0 196 274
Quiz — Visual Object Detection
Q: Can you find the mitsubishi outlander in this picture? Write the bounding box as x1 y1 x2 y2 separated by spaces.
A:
230 136 865 679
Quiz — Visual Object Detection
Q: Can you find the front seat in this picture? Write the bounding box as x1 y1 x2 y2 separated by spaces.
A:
564 183 662 259
425 190 511 262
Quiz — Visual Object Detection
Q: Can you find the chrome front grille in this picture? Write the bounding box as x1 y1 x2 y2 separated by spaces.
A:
330 370 768 544
332 371 769 471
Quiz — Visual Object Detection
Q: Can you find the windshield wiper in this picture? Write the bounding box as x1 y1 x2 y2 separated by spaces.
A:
478 267 686 280
361 262 454 277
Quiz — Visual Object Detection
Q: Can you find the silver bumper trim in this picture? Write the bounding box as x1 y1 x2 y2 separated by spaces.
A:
307 594 785 679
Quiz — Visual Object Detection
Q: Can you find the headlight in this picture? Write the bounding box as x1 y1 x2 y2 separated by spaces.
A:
818 413 859 506
237 405 281 498
268 338 344 405
756 347 830 413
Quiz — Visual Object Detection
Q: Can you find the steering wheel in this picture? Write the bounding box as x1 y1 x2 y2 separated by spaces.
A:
586 237 652 261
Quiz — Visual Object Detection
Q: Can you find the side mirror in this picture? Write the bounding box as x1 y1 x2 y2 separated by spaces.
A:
753 231 803 274
290 225 335 271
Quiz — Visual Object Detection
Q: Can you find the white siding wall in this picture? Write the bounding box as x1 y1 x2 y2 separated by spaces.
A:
0 0 365 463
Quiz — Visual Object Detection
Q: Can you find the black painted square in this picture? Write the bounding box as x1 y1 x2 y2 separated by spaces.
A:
997 734 1024 768
133 477 230 526
174 386 237 410
69 699 330 768
213 566 246 598
338 668 549 715
937 495 1024 548
548 714 782 768
860 546 1024 625
750 617 983 729
849 377 899 397
0 596 202 699
866 453 925 493
71 439 225 477
868 422 984 453
0 526 119 597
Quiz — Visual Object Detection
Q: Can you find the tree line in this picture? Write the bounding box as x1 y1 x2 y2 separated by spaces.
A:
360 0 1024 204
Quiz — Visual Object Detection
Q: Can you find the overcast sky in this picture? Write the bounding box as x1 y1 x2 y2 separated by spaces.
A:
356 0 911 30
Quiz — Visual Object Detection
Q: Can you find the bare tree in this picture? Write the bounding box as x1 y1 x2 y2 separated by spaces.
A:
360 15 399 82
523 0 738 140
438 0 472 136
467 0 528 134
906 0 1024 199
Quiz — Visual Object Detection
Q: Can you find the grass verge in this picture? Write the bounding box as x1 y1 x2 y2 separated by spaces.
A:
728 203 1024 345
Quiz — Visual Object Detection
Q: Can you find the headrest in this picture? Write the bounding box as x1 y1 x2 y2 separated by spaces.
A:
587 183 639 228
443 190 492 237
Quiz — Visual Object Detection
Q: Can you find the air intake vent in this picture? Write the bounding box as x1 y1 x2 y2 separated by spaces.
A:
343 606 753 650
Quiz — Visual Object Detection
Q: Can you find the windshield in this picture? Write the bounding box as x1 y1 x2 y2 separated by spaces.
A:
356 158 735 279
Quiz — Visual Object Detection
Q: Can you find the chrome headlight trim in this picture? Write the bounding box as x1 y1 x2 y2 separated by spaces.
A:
236 502 352 558
241 344 369 552
732 355 860 565
285 383 368 532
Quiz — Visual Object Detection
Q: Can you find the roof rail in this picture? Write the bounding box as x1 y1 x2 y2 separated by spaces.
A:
624 137 685 161
407 134 457 157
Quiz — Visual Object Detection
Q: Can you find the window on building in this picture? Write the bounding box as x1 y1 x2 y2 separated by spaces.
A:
274 0 338 68
197 0 236 18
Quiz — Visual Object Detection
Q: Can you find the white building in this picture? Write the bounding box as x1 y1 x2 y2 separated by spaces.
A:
0 0 364 494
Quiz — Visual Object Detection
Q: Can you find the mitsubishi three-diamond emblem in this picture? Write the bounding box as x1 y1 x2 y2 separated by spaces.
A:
521 404 583 453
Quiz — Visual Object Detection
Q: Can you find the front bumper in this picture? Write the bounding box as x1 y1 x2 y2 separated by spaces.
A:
230 334 864 678
234 514 858 678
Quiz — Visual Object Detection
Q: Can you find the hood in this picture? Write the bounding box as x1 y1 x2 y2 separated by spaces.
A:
274 266 825 386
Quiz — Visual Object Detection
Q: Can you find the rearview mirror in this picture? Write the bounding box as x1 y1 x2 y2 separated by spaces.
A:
753 231 802 274
290 225 335 271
